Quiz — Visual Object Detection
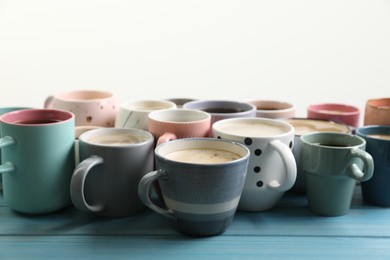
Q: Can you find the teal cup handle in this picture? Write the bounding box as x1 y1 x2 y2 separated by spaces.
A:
70 156 106 213
0 137 17 173
347 148 374 181
268 140 297 191
138 169 176 219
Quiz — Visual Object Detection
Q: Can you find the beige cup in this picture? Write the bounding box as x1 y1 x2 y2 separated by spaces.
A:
44 90 119 127
247 100 296 119
148 109 211 146
364 98 390 126
115 100 177 130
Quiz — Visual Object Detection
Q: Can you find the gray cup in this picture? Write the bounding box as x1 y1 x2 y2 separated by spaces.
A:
138 138 250 236
70 128 154 217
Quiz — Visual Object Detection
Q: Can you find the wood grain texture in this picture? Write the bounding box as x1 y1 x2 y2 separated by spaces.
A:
1 185 390 259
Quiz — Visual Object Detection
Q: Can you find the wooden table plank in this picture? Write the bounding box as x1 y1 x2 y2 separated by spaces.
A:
0 236 388 259
1 186 390 238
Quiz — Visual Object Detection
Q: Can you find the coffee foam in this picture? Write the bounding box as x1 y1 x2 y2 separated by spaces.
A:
217 121 289 137
286 119 349 136
367 134 390 141
165 148 241 164
86 133 148 146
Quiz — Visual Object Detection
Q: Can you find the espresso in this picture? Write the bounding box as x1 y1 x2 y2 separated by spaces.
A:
201 107 244 113
257 107 280 111
165 148 241 164
86 133 148 146
217 121 288 137
367 134 390 141
15 119 62 125
317 143 351 148
286 119 349 136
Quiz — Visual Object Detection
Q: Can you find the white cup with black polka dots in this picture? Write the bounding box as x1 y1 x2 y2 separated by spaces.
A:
212 117 297 212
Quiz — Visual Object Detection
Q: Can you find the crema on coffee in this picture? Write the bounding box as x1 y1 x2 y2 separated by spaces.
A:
216 121 289 137
367 134 390 141
286 119 349 136
86 133 148 145
165 148 241 164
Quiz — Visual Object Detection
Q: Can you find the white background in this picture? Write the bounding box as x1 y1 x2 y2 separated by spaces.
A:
0 0 389 120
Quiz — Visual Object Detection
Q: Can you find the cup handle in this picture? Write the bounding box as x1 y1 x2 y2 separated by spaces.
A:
44 95 54 108
70 156 106 213
138 169 175 220
347 148 374 182
0 136 16 174
267 140 297 191
157 133 177 146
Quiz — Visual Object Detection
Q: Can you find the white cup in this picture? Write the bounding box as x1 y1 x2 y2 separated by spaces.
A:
212 117 297 211
115 100 177 130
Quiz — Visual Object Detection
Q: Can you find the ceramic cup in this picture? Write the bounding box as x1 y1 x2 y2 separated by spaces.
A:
300 132 374 216
364 98 390 126
115 100 177 130
0 109 75 214
212 117 296 211
247 100 296 119
307 103 360 128
284 118 351 192
182 100 256 127
70 128 154 217
0 107 32 192
356 126 390 207
148 109 211 146
138 138 250 236
44 90 119 127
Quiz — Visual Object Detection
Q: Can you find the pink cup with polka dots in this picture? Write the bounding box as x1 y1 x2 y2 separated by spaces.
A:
44 90 119 128
212 117 296 212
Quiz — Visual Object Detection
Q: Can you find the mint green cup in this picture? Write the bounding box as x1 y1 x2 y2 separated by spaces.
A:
300 132 374 216
0 109 75 214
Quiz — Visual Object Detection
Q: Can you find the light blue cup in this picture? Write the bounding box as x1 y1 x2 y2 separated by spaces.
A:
0 107 32 192
0 109 75 214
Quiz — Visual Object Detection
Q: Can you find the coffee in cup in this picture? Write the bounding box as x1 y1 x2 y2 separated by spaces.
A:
138 138 250 236
165 148 241 164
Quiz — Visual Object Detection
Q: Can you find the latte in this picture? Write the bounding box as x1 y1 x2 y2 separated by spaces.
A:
286 119 349 136
367 134 390 141
165 148 241 164
86 133 148 146
216 121 289 137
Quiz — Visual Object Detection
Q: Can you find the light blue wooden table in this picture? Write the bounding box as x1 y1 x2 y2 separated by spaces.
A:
1 185 389 259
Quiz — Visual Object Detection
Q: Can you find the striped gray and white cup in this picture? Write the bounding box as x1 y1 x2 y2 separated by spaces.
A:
138 138 250 236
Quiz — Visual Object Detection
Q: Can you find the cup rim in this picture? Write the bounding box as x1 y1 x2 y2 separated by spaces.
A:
247 100 295 112
0 108 74 126
212 117 294 139
120 99 177 112
182 100 256 115
307 103 360 116
300 132 365 149
155 137 250 166
148 109 211 123
53 90 114 101
366 98 390 110
78 127 154 147
356 125 390 142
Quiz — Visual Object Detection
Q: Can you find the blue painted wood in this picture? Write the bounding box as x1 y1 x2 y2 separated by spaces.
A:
1 185 390 259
